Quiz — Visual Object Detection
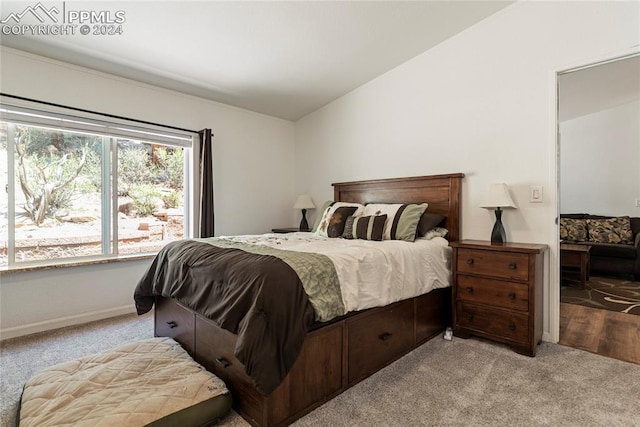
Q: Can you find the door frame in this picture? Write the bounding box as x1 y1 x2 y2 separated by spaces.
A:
550 48 640 342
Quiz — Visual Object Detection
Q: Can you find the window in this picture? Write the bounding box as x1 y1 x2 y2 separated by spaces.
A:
0 104 193 268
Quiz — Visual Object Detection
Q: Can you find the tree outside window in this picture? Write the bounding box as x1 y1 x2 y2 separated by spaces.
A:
0 120 189 267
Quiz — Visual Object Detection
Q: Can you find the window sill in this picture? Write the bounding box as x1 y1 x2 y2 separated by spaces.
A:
0 254 155 276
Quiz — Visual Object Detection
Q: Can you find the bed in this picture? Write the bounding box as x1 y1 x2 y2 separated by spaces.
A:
135 173 463 427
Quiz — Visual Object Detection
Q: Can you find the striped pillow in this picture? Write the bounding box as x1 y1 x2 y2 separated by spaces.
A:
362 203 428 241
343 214 387 241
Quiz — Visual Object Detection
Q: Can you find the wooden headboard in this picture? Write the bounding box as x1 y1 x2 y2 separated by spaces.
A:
332 173 464 242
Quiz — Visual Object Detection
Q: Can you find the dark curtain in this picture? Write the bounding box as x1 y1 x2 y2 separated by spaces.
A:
198 129 215 237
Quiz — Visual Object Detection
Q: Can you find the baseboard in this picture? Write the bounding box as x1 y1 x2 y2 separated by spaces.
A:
542 331 556 343
0 305 137 341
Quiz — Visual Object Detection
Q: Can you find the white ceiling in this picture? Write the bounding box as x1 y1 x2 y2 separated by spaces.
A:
0 1 512 121
559 55 640 122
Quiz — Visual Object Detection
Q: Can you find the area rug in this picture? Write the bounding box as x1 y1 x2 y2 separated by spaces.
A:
561 276 640 315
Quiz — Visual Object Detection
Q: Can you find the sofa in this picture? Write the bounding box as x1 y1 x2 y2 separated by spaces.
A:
560 214 640 281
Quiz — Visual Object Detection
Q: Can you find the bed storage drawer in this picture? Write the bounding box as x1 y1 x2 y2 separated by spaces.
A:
269 323 343 426
347 299 414 384
415 287 450 344
195 314 344 427
194 315 264 426
154 297 195 355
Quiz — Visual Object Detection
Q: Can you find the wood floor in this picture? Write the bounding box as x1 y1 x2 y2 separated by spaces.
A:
559 302 640 364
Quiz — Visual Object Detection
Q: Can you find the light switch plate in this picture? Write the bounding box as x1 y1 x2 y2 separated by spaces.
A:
530 186 543 203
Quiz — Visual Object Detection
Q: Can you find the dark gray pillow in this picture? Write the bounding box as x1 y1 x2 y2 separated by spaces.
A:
417 213 445 237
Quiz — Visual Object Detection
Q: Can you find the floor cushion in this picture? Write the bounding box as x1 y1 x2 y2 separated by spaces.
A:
18 337 231 427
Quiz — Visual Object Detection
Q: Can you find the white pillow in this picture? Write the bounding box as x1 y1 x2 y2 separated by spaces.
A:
315 202 364 237
423 227 448 240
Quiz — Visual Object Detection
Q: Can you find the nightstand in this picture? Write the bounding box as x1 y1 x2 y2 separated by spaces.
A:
271 227 304 233
450 240 548 356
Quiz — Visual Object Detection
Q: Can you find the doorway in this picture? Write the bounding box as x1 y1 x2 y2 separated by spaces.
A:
557 54 640 364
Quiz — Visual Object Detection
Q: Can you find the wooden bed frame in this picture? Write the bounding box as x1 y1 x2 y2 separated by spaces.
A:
154 173 464 427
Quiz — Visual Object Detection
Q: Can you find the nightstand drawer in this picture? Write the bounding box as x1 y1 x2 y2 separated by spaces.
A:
456 275 529 312
457 302 529 343
457 248 529 281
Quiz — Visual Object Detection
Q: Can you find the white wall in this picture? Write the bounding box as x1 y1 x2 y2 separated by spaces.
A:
560 101 640 216
2 2 639 341
0 260 151 339
294 1 640 342
0 47 296 339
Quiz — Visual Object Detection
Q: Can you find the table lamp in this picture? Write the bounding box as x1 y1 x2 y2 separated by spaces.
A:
293 194 315 231
480 183 517 244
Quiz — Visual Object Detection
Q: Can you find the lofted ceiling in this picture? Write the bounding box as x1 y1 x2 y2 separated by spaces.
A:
0 1 513 121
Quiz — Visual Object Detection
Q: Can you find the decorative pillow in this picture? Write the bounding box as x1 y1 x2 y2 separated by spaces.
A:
423 227 448 240
417 212 446 237
586 217 633 244
559 218 588 242
362 203 428 241
312 201 333 233
326 206 359 238
342 215 356 239
316 202 364 237
343 214 387 241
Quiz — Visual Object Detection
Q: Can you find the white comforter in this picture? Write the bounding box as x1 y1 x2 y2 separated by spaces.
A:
220 233 452 314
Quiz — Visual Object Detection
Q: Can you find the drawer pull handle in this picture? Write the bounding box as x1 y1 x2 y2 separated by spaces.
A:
507 322 516 331
167 321 178 329
465 313 474 321
465 287 473 293
466 259 474 265
508 292 516 300
508 263 517 270
215 357 231 368
379 332 393 341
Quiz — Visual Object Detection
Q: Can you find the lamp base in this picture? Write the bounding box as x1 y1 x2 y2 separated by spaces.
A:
490 207 506 244
299 209 310 231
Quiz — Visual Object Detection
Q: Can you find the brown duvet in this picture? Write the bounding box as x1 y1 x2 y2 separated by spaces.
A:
134 239 316 396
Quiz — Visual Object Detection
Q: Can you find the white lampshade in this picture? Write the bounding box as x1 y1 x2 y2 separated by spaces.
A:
480 183 517 209
293 194 315 210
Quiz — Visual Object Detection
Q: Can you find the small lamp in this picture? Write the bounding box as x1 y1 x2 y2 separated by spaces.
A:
480 183 517 244
293 194 315 231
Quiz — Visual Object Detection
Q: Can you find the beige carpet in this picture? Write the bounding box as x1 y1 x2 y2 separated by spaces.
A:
2 313 640 427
